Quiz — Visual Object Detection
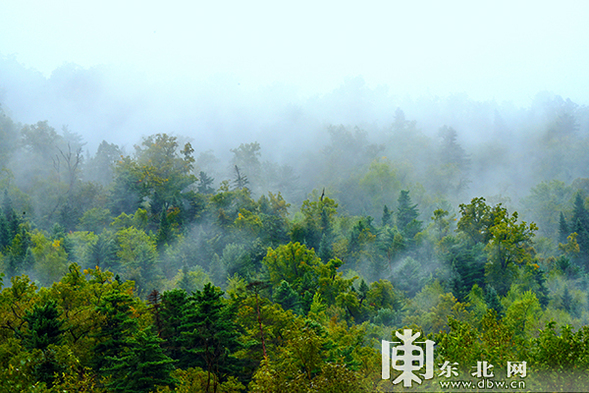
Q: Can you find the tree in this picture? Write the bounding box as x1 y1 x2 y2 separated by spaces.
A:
179 283 243 391
116 226 161 295
85 140 123 186
93 287 139 376
571 193 589 264
262 242 322 298
231 142 261 192
197 171 215 194
381 205 392 227
135 133 197 217
292 195 338 252
87 231 118 271
159 289 190 361
0 107 18 169
396 190 422 242
572 193 589 229
104 328 176 393
0 208 11 251
22 299 65 387
272 280 300 313
456 197 495 244
31 230 69 287
232 165 249 190
434 125 471 194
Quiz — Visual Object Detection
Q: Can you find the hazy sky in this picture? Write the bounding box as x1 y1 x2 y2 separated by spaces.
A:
1 0 589 106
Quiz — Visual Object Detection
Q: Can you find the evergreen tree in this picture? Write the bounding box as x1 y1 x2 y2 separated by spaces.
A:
147 289 164 337
562 286 573 314
382 205 392 227
177 265 194 294
572 193 589 230
572 193 589 262
0 207 11 250
23 300 65 387
93 288 139 376
572 218 589 265
3 189 20 239
160 288 190 361
449 245 485 302
484 285 503 318
88 231 118 270
439 126 469 166
358 279 369 305
397 190 422 241
233 165 249 190
5 224 34 277
532 266 550 309
397 190 419 229
179 283 243 391
197 171 215 194
272 280 300 312
105 328 177 393
156 207 172 248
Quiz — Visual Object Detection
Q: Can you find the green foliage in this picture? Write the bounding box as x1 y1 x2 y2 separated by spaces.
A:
179 283 244 390
115 226 162 294
4 110 589 389
31 231 69 287
157 367 244 393
396 190 422 239
22 300 65 386
104 328 176 393
93 286 140 376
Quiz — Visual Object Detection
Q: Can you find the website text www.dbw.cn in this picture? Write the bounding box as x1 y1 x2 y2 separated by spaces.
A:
439 379 526 390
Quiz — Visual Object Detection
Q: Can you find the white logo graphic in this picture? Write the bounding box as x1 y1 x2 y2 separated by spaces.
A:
472 360 494 378
382 329 434 387
507 361 527 378
438 360 459 378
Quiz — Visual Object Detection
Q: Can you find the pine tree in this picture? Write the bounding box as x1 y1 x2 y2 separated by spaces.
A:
233 165 249 190
156 207 171 247
179 283 243 391
23 300 64 350
105 329 177 393
484 285 503 318
197 171 215 194
23 300 65 387
382 205 392 227
3 189 20 239
93 288 139 376
177 265 195 294
397 190 419 230
397 190 422 241
160 288 189 361
88 232 118 270
5 225 33 277
562 286 573 314
147 289 164 337
572 218 589 265
0 207 11 250
572 193 589 230
273 280 300 312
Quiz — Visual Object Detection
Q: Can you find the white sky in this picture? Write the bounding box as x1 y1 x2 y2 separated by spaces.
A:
1 0 589 106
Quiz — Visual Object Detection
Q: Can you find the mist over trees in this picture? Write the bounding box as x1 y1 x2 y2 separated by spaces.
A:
2 58 589 391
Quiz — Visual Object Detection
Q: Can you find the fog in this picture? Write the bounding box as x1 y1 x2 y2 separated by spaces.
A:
2 51 589 206
2 0 589 293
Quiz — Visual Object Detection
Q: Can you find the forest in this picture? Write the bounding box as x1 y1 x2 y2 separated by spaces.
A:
1 91 589 392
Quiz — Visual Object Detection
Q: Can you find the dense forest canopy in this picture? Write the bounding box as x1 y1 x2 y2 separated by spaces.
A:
1 83 589 391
